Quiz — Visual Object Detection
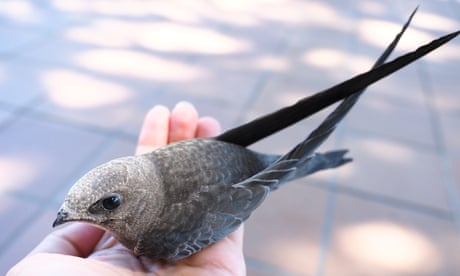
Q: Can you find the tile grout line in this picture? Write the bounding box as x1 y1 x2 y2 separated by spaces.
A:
27 108 138 141
231 71 271 127
314 3 413 271
345 124 439 153
49 137 122 206
0 96 136 143
0 96 44 133
417 61 460 235
0 137 120 255
304 179 453 221
0 100 137 208
315 177 338 276
0 23 64 62
0 92 133 253
229 25 290 128
0 207 45 258
314 0 362 272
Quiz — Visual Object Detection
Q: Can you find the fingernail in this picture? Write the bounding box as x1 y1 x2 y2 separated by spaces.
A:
174 101 194 110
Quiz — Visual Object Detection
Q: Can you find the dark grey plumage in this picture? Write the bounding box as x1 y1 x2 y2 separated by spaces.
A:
53 10 459 260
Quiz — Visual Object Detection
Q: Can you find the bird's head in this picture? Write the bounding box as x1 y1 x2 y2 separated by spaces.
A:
53 155 162 247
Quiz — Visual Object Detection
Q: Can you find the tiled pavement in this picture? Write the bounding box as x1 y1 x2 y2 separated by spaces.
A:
0 0 459 275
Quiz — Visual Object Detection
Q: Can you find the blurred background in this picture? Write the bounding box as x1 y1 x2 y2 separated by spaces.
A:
0 0 459 275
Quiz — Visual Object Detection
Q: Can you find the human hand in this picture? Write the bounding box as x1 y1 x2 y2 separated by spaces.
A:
8 102 246 276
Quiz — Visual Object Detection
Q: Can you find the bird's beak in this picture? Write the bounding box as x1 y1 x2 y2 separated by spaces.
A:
53 207 71 227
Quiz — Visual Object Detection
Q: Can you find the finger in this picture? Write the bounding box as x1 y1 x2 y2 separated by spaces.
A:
9 253 118 275
136 105 170 155
196 116 221 138
30 223 105 257
169 101 199 143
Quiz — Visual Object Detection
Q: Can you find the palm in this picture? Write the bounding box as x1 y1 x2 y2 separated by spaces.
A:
33 226 243 275
9 102 245 276
88 231 243 275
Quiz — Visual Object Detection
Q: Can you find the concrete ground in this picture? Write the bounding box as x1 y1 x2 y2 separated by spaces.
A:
0 0 459 275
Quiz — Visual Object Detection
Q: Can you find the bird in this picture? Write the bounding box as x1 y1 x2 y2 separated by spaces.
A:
53 10 459 261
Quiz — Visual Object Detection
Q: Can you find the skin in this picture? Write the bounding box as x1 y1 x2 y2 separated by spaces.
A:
8 102 246 276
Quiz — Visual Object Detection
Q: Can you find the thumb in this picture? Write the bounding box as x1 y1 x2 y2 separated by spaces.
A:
29 223 105 257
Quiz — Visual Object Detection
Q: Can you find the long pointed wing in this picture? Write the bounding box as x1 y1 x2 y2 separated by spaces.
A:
304 7 417 144
216 14 459 147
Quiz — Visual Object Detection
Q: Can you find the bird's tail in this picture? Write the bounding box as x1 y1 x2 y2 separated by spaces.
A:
278 150 352 186
216 8 459 148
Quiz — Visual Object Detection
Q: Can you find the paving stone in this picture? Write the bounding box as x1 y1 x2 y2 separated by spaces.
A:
52 138 136 204
244 183 327 275
0 208 56 275
325 194 460 275
336 132 450 211
0 61 45 107
0 114 107 199
0 195 40 252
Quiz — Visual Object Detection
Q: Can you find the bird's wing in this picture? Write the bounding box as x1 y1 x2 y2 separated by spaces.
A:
216 8 459 147
304 7 417 143
212 8 418 192
180 10 447 250
136 181 271 260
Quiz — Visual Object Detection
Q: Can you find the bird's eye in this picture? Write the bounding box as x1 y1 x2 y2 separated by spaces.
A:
102 194 121 210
